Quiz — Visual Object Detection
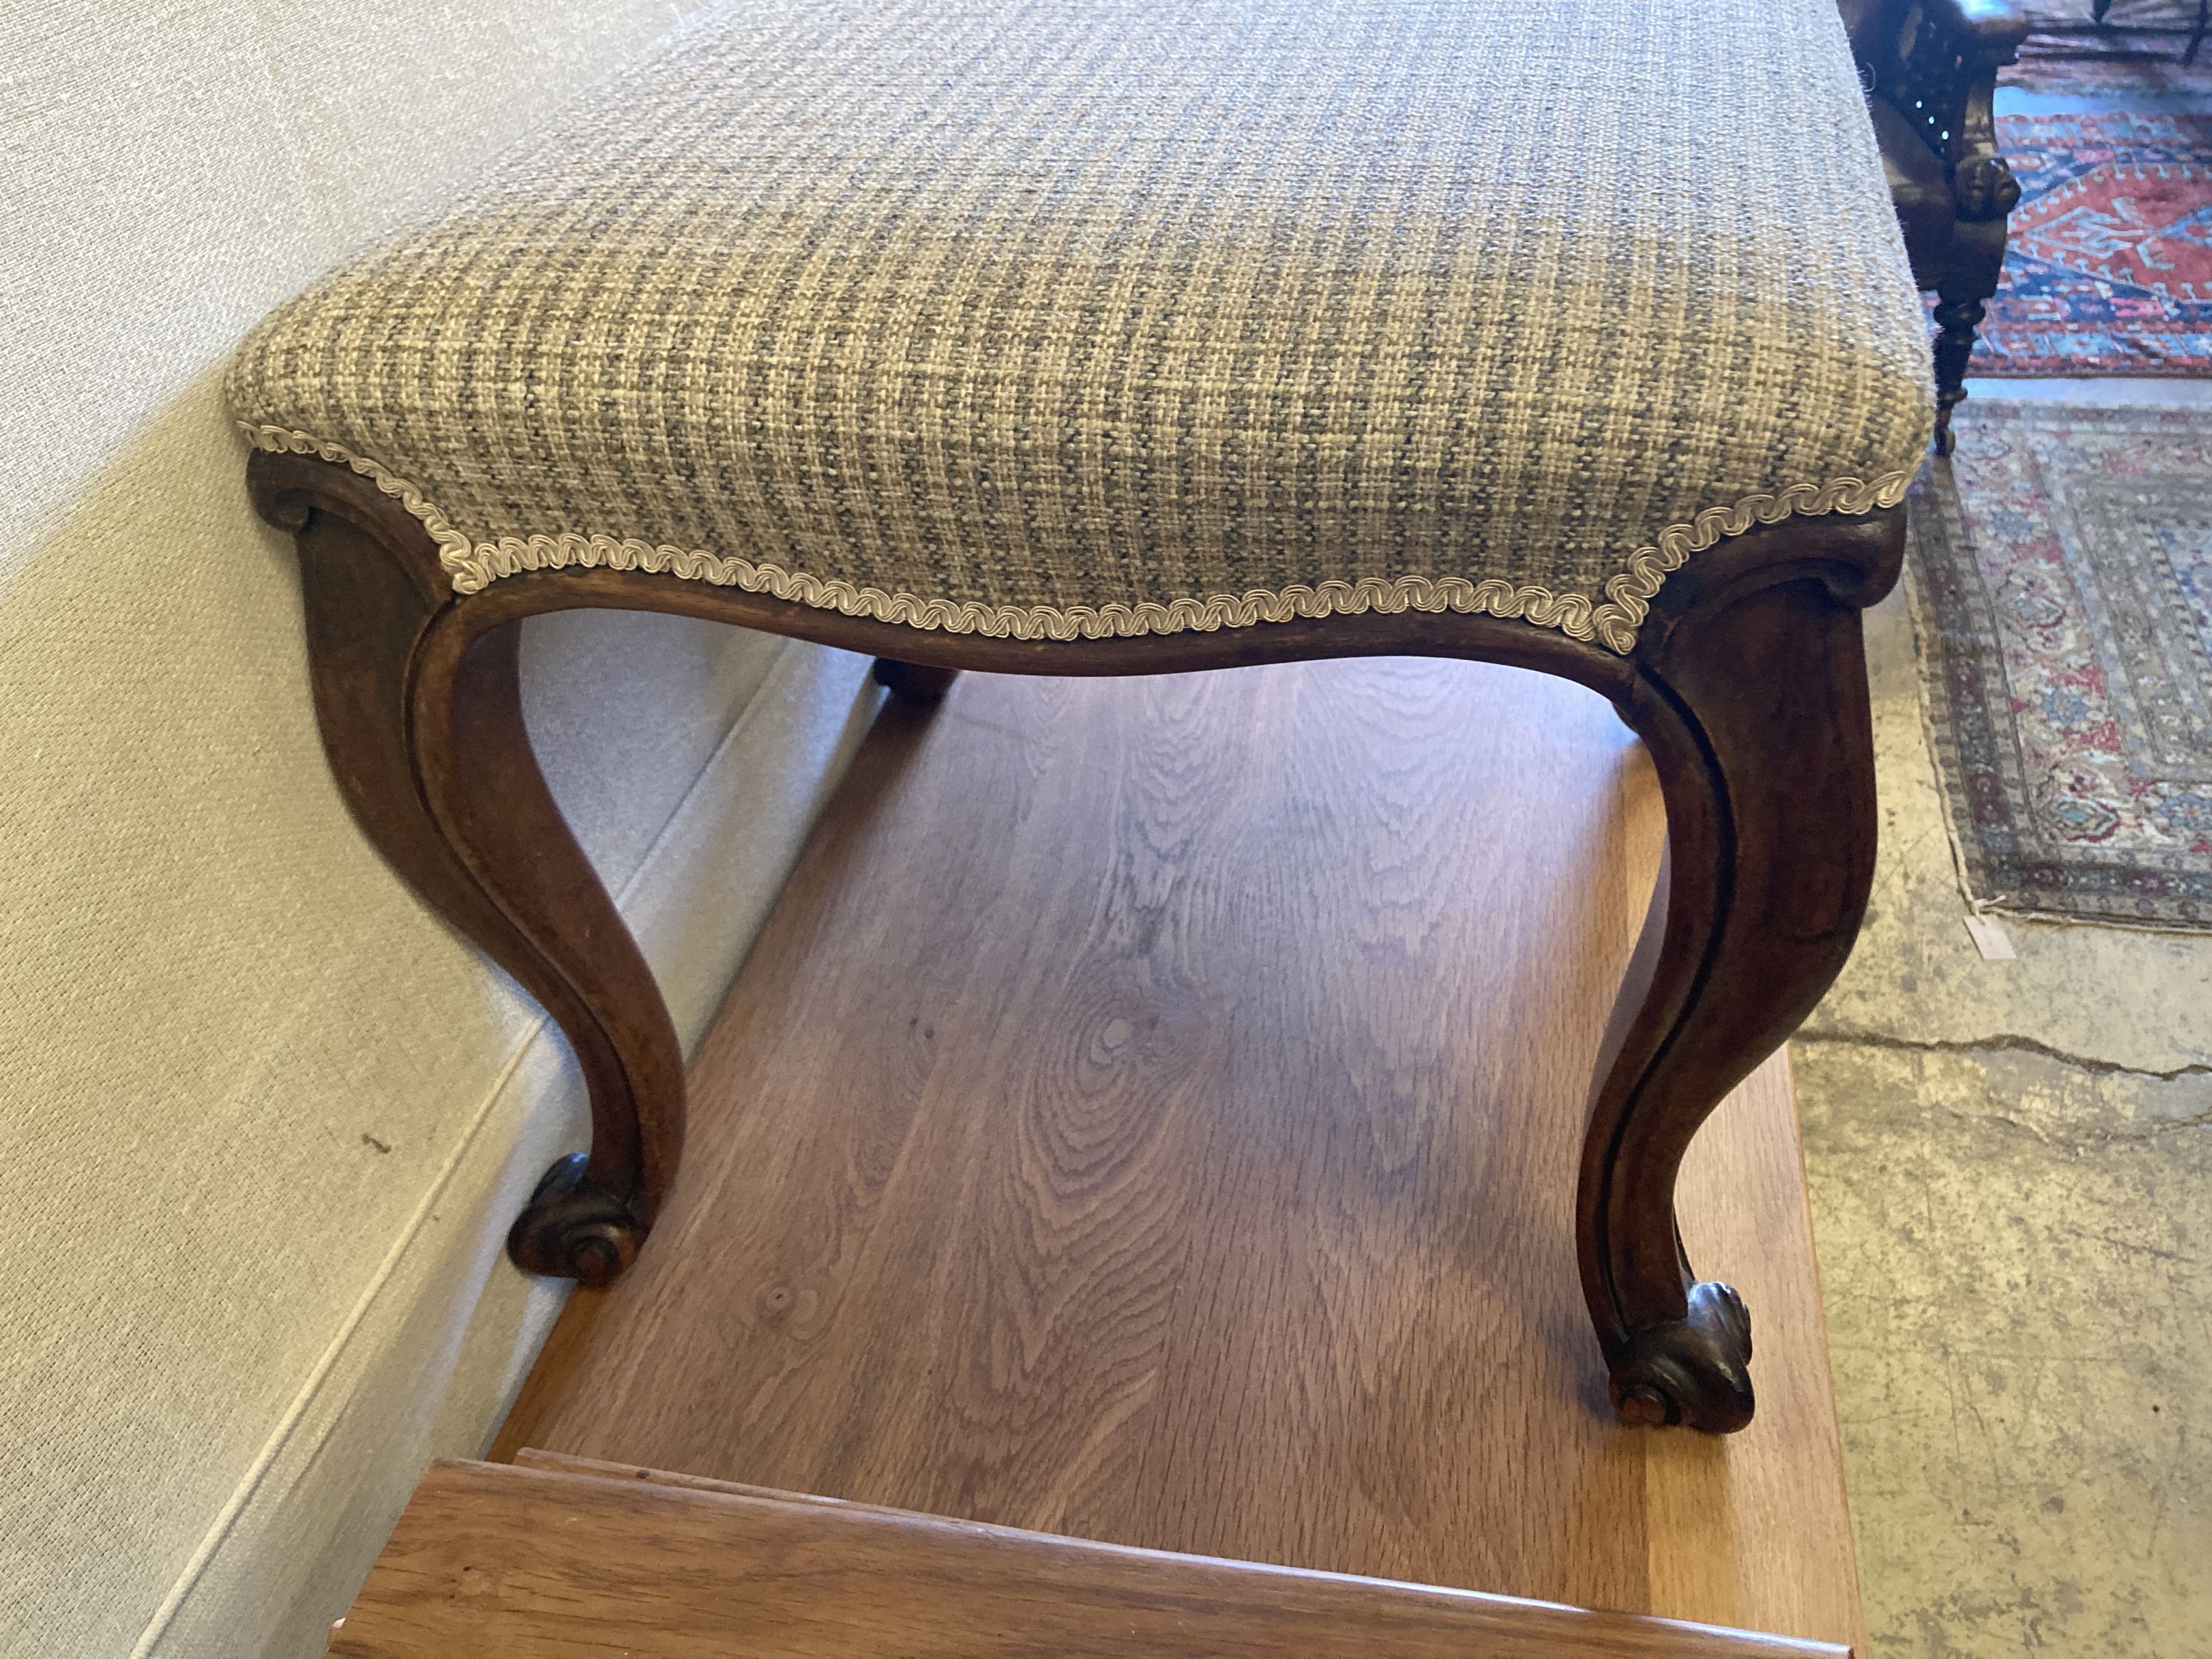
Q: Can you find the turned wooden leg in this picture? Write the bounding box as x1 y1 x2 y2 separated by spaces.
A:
1579 516 1902 1432
249 451 682 1286
1930 290 1986 459
1930 178 2016 459
872 658 960 704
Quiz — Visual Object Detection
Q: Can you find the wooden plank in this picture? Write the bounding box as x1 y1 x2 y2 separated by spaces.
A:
330 1458 1845 1658
493 661 1863 1651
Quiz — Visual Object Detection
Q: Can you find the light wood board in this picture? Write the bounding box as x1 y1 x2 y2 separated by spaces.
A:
329 1454 1846 1658
493 659 1863 1652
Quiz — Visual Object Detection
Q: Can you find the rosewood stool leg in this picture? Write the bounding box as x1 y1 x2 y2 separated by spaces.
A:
1581 552 1888 1432
872 658 960 704
251 453 682 1287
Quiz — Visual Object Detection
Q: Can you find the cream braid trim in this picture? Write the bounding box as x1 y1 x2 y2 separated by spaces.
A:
242 424 1912 655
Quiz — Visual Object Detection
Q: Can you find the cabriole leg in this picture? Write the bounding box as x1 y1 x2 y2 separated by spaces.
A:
250 453 682 1287
1579 534 1894 1432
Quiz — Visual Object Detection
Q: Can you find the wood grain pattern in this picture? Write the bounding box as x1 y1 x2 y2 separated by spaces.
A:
330 1458 1846 1658
491 658 1865 1651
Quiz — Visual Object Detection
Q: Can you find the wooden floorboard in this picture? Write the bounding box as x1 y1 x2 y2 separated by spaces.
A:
493 659 1864 1653
331 1457 1846 1658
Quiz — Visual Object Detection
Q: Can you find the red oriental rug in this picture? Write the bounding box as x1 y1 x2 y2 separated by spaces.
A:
1969 110 2212 375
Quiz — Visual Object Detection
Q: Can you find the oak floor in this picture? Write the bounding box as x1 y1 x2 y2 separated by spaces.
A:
493 657 1865 1653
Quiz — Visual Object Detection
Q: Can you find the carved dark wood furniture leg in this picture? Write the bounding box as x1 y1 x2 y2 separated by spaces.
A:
1931 168 2018 456
250 452 683 1287
1583 512 1904 1432
1930 286 1989 457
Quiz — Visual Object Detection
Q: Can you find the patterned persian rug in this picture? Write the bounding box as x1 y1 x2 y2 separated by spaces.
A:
1972 109 2212 375
1911 400 2212 929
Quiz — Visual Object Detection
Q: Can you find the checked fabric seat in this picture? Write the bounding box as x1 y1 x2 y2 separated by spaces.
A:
234 0 1935 1434
229 0 1931 656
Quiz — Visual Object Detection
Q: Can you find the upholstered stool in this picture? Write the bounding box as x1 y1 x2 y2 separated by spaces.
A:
232 0 1932 1433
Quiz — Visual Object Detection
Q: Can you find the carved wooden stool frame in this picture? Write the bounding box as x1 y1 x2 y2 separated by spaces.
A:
251 449 1902 1434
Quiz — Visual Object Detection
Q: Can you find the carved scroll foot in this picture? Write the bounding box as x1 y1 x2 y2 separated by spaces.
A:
873 658 960 704
1609 1281 1755 1432
509 1152 645 1287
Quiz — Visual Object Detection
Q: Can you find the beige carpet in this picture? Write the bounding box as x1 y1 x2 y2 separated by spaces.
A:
1796 401 2212 1655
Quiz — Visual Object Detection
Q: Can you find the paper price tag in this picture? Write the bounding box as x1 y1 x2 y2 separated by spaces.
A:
1963 911 2016 961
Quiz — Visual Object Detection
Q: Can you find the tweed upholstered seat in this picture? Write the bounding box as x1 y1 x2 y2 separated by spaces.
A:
229 0 1933 655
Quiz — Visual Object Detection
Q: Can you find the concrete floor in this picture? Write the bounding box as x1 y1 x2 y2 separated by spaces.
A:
1795 370 2212 1652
